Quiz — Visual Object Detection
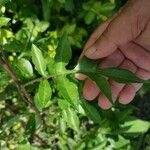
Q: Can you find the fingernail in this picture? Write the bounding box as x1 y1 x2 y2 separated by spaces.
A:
85 45 96 57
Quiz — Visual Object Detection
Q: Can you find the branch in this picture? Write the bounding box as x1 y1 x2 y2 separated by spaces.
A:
24 70 77 87
0 55 45 133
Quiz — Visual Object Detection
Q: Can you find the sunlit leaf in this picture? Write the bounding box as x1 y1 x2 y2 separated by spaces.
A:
121 118 150 134
34 80 52 111
62 107 79 132
16 58 33 78
31 44 46 76
0 17 10 27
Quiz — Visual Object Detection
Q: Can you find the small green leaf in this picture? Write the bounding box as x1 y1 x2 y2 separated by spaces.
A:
121 118 150 134
16 58 33 78
99 67 147 83
34 80 52 111
81 99 101 124
56 76 79 108
31 44 46 76
62 107 79 132
84 11 95 25
55 35 72 67
2 115 21 131
26 113 40 134
0 17 10 27
36 21 49 33
100 2 115 13
78 82 101 124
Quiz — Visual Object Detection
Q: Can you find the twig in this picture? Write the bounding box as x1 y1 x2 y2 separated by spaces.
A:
24 76 48 87
24 70 77 87
0 55 45 133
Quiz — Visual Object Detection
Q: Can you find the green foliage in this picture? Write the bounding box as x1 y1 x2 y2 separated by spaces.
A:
34 80 52 111
31 44 47 77
0 0 150 149
16 58 33 79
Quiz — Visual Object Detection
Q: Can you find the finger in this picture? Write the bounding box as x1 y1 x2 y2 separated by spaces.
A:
79 20 110 60
75 73 87 80
83 79 100 100
84 0 149 59
99 50 124 68
119 68 150 105
135 11 150 50
120 42 150 72
131 68 150 92
98 59 137 109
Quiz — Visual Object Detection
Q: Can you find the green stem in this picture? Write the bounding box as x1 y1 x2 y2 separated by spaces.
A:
24 69 78 87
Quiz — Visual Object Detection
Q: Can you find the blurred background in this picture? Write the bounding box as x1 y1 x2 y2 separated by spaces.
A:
0 0 150 149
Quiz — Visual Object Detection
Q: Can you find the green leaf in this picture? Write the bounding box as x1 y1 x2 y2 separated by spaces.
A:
114 135 130 149
16 58 33 78
0 0 10 6
64 0 74 12
77 57 112 103
34 80 52 111
62 107 79 132
55 34 72 67
88 73 112 103
99 67 147 83
31 44 46 76
78 82 101 124
17 143 30 150
56 76 79 108
100 2 115 13
36 21 49 33
4 40 25 52
84 11 95 25
0 71 10 87
0 17 10 27
2 115 21 131
81 99 101 124
26 113 40 134
121 118 150 134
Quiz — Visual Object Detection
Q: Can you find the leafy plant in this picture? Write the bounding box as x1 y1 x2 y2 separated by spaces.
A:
0 0 150 149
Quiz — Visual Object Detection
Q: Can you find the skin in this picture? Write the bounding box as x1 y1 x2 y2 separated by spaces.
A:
76 0 150 109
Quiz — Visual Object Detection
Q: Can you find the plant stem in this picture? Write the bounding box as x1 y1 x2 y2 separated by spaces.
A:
0 55 45 133
24 69 78 87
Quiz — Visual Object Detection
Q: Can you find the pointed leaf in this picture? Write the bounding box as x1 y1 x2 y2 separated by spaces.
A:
99 67 147 83
26 113 40 134
81 98 101 124
31 44 46 76
34 80 52 111
121 119 150 134
55 34 72 67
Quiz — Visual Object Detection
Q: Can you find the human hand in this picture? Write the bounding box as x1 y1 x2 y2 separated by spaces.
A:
77 0 150 109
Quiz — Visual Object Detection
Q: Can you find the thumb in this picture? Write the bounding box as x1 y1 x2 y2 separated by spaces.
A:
84 0 147 59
